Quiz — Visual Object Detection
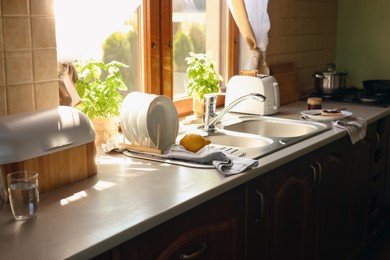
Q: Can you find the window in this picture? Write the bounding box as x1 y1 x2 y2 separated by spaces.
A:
55 0 238 116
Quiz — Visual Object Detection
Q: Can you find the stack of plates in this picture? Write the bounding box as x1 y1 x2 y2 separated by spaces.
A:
120 92 179 151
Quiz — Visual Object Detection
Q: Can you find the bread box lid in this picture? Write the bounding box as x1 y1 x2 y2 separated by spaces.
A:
0 106 96 164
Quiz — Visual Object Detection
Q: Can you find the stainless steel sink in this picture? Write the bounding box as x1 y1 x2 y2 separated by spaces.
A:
217 116 329 138
205 132 273 148
123 115 332 168
203 115 332 159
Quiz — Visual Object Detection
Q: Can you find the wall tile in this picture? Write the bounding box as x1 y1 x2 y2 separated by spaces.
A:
31 17 56 48
2 17 31 50
2 0 29 16
34 81 59 110
6 83 34 114
30 0 54 16
33 49 58 81
5 50 33 84
0 87 6 116
268 0 338 96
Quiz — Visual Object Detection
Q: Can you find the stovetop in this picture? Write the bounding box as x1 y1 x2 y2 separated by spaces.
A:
309 87 390 108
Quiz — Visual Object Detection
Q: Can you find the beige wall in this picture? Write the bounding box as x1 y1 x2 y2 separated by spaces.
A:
0 0 339 117
336 0 390 87
0 0 58 117
263 0 338 96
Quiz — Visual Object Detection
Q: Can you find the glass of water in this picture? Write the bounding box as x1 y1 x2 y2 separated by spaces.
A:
7 171 39 220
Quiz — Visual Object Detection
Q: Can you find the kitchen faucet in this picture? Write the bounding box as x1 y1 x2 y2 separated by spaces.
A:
202 92 266 132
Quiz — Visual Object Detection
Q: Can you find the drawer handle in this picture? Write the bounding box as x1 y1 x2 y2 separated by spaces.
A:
310 164 317 192
180 242 208 259
256 189 265 221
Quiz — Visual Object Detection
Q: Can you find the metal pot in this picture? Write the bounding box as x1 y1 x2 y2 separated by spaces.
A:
313 64 347 94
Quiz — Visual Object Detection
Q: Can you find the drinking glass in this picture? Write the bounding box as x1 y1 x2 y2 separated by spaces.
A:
7 171 39 220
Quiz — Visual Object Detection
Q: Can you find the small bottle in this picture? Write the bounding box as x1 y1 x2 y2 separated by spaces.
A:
307 97 322 110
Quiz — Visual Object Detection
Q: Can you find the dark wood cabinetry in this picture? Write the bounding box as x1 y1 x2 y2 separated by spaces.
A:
382 116 390 225
246 138 349 260
245 116 390 260
94 115 390 260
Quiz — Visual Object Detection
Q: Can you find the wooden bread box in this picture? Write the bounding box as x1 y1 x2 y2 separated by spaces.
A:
0 106 97 194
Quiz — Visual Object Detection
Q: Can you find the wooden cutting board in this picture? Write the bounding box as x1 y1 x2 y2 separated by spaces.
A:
269 63 299 105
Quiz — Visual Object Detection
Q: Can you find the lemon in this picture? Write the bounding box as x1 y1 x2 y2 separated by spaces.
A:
180 134 211 153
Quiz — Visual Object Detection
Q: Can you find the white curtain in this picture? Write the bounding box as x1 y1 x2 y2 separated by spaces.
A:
227 0 270 75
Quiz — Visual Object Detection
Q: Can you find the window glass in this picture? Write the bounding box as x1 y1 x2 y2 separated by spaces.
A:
54 0 230 110
54 0 141 93
172 0 227 99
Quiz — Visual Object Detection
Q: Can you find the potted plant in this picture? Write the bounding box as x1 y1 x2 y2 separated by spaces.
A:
74 59 128 144
185 52 223 118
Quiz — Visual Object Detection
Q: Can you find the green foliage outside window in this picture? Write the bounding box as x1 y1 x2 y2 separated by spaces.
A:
102 30 138 93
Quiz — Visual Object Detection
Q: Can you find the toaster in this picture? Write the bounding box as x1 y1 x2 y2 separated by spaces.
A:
225 75 280 115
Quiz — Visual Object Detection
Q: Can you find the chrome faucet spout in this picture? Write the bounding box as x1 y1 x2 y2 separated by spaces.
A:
203 92 266 132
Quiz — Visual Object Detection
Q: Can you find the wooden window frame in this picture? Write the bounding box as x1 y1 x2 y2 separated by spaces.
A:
142 0 239 117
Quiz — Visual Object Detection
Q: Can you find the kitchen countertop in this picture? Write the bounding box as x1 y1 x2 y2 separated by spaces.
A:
0 101 389 259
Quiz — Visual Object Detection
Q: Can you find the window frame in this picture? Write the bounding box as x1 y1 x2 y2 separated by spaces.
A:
142 0 239 117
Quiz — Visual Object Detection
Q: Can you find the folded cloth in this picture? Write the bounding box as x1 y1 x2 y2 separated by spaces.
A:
333 117 367 144
162 145 259 176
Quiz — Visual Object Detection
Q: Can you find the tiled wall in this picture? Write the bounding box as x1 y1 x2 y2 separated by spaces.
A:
0 0 338 117
267 0 338 96
0 0 58 116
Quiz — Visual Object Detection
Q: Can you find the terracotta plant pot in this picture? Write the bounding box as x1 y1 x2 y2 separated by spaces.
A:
92 117 118 145
193 96 204 118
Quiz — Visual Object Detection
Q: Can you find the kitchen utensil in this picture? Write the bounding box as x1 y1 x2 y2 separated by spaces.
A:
225 75 280 115
313 64 347 95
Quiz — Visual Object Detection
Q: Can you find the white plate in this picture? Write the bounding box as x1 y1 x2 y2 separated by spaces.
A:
146 96 179 151
301 109 353 121
121 92 152 144
120 93 137 143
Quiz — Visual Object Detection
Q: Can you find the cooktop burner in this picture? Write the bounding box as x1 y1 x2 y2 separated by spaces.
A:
309 87 390 107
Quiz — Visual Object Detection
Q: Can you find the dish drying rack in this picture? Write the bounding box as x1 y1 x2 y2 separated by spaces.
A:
120 122 179 154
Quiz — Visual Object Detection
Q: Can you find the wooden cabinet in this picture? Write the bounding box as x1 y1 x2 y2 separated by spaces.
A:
94 116 390 260
382 115 390 225
266 156 316 260
245 173 269 260
313 138 349 259
246 137 350 260
345 123 376 258
94 185 245 260
345 116 390 259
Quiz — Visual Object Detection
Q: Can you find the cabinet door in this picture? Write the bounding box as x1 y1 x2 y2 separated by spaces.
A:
314 138 349 259
267 157 316 260
245 174 268 260
345 125 375 258
382 116 390 222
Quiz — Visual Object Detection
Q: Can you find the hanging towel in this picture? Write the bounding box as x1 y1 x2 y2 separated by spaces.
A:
333 117 367 144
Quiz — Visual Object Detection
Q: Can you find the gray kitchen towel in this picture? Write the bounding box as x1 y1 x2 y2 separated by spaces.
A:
163 145 259 176
333 117 367 144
